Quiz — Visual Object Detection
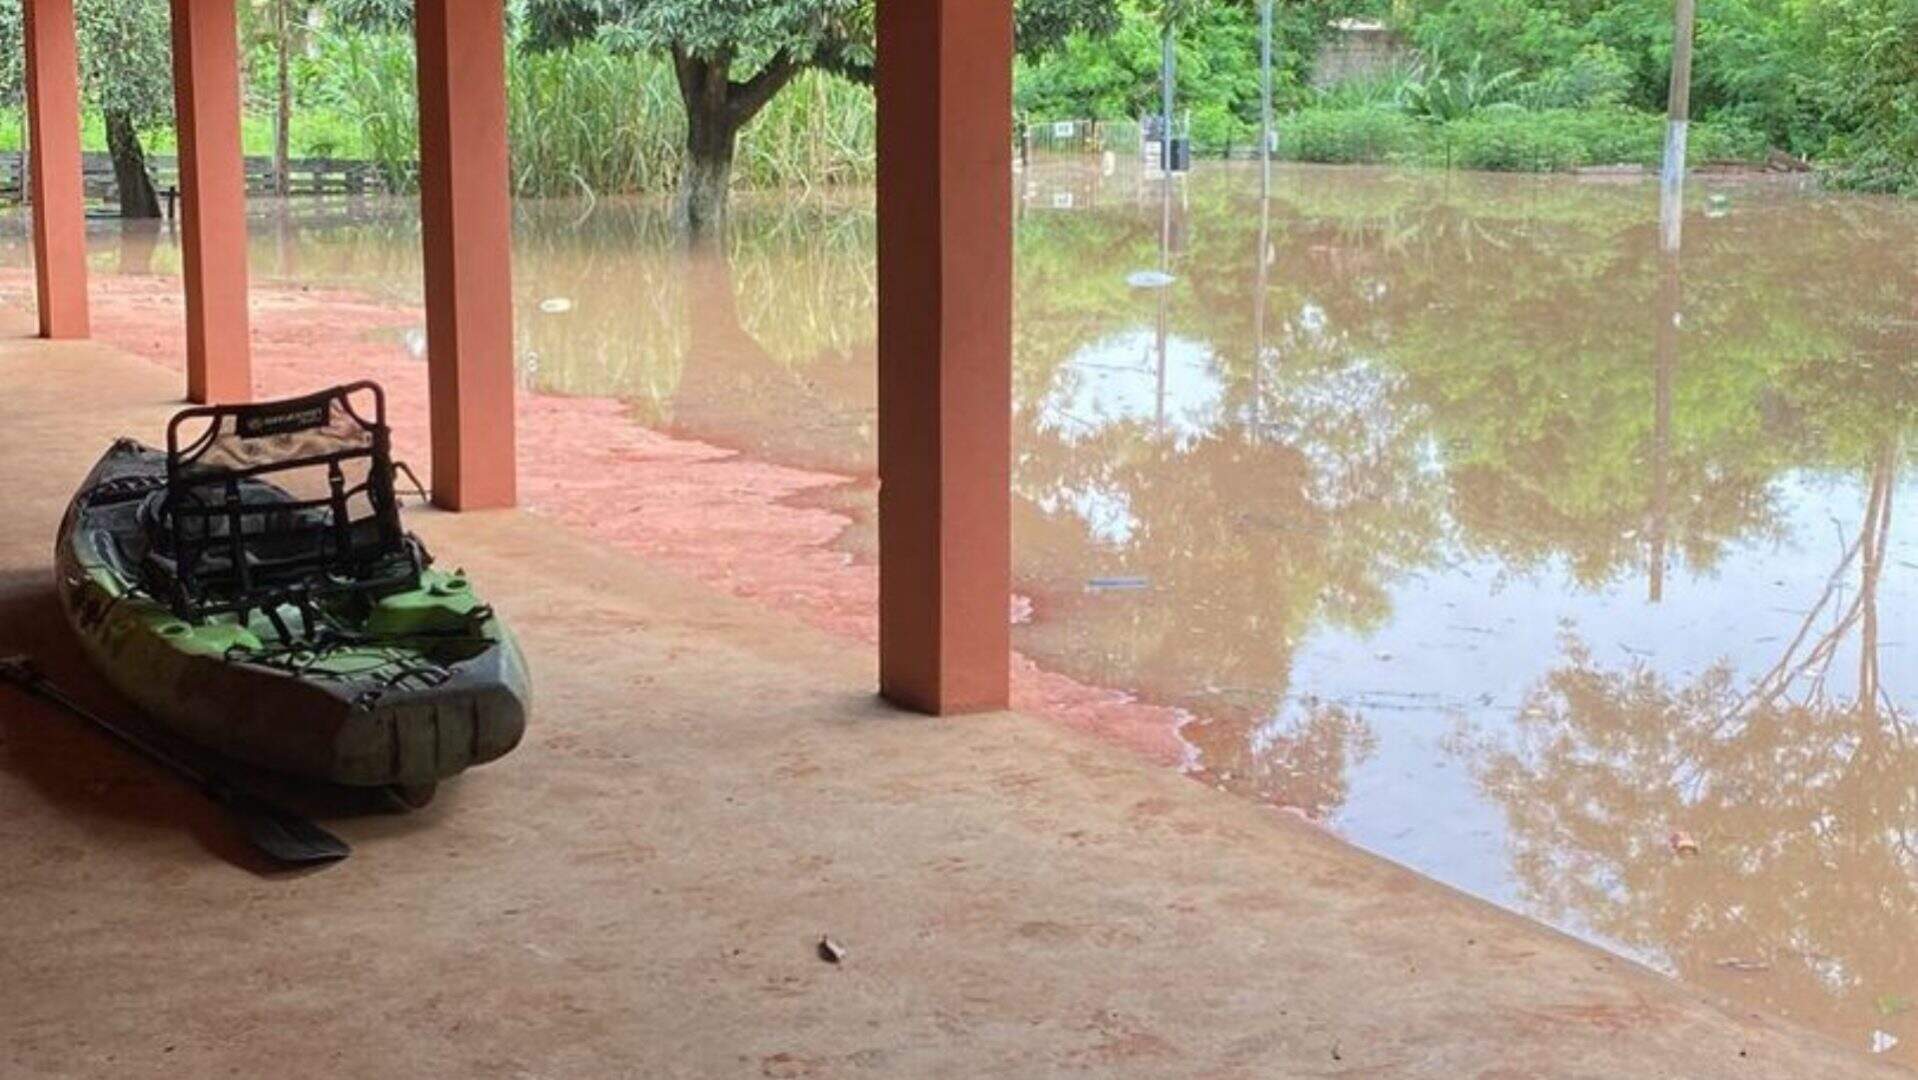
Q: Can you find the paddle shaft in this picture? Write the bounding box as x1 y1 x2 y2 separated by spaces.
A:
0 655 350 864
0 656 215 789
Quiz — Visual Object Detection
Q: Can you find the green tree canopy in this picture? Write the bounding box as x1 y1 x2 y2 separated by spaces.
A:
0 0 174 215
518 0 1119 230
77 0 175 125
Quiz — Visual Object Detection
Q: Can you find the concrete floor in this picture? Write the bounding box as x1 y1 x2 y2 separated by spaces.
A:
0 325 1900 1080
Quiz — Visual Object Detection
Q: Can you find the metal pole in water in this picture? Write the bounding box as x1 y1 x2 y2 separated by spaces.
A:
1650 251 1679 602
1651 0 1695 580
1660 0 1697 253
1260 0 1274 189
1653 0 1693 595
1253 173 1270 434
1157 171 1172 437
1161 18 1176 171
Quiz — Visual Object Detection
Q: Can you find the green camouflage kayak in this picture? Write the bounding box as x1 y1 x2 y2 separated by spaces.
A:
55 383 528 792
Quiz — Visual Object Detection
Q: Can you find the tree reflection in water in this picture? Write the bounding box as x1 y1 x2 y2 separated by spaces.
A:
1007 165 1917 1061
1462 442 1912 1057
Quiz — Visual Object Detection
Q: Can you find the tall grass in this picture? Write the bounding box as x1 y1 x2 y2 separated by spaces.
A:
736 68 876 191
508 44 684 197
316 33 876 198
315 33 421 189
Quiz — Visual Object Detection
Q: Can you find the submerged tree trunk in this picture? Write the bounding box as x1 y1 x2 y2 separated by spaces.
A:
671 49 798 236
117 221 160 275
680 106 738 235
104 110 161 219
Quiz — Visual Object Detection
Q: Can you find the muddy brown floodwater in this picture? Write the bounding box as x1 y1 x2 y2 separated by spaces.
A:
3 159 1914 1067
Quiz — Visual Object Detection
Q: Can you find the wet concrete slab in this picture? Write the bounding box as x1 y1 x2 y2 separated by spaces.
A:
0 320 1904 1077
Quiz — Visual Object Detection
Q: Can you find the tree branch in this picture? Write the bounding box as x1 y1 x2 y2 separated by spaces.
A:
725 53 802 128
812 37 875 87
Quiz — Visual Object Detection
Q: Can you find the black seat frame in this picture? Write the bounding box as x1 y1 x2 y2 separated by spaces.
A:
151 381 422 626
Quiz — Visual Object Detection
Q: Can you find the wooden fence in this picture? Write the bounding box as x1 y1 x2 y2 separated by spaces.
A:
0 151 399 203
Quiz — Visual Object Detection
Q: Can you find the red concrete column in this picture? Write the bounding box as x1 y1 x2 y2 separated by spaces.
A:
23 0 90 339
414 0 516 511
170 0 252 403
875 0 1014 713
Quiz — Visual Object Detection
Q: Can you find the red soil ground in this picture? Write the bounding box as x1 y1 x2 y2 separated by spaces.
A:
2 272 1198 770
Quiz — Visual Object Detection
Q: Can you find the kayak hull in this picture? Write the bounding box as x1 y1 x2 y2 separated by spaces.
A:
56 440 529 787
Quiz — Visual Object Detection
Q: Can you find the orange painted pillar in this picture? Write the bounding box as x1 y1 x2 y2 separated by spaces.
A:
23 0 90 339
875 0 1014 713
414 0 516 511
170 0 252 403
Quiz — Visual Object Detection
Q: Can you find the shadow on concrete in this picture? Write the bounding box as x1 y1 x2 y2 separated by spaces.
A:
0 567 422 875
828 691 939 727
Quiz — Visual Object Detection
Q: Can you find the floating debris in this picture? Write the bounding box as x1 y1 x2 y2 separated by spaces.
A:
817 935 847 964
1714 957 1771 973
1669 830 1701 857
1009 594 1034 625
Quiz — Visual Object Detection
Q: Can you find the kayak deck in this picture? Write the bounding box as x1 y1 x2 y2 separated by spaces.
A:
56 385 528 787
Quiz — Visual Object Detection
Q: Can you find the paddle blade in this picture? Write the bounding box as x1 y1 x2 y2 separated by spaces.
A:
222 789 352 866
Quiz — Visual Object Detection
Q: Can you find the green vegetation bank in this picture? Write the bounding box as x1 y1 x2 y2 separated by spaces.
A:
1018 0 1918 192
0 0 1911 209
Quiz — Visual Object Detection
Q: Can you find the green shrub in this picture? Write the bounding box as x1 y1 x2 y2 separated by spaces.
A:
1438 109 1589 170
1517 44 1634 110
1811 0 1918 193
1686 117 1772 162
1189 103 1254 156
1401 57 1523 122
1274 104 1767 172
1441 109 1766 170
1276 107 1425 164
1313 67 1419 111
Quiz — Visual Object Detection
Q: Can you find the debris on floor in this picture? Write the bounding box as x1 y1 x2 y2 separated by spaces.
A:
817 935 846 964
